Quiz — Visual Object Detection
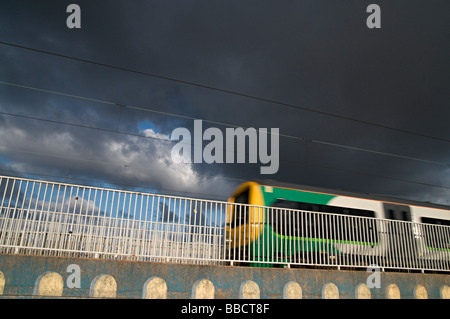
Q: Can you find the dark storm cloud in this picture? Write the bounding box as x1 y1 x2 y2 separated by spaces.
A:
0 1 449 204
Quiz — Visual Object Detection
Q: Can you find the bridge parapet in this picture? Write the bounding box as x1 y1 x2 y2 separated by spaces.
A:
0 254 449 299
1 175 450 273
1 176 450 300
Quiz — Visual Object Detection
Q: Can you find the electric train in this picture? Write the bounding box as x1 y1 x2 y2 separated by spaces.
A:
225 180 450 270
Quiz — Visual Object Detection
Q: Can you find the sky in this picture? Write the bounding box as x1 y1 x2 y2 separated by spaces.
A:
0 1 449 205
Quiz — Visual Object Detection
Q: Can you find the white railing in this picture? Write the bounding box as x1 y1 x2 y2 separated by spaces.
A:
225 205 450 272
0 175 226 264
1 175 449 272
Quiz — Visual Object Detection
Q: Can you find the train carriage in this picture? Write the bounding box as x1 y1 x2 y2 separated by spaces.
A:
225 180 450 270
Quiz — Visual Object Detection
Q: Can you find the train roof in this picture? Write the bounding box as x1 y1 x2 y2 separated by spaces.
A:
254 179 450 211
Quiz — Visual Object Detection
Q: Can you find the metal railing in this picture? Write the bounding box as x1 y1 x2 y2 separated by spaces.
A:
0 175 226 264
225 204 450 272
1 175 449 272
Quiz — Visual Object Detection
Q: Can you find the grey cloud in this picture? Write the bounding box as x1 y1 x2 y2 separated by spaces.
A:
0 1 449 204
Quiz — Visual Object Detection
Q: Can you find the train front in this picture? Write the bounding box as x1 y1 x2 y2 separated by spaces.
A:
225 182 265 263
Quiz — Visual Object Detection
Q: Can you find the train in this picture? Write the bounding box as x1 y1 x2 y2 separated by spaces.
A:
225 180 450 270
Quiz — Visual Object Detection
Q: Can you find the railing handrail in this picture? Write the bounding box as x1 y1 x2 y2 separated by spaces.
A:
1 175 449 272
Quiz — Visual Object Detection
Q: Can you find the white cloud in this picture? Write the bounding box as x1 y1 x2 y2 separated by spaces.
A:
142 128 170 141
0 116 235 199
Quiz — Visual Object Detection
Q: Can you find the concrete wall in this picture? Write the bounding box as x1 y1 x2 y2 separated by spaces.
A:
0 254 449 299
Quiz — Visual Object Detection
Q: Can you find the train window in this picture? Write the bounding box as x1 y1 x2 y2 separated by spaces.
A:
386 209 411 221
421 217 450 227
271 199 376 218
383 203 411 221
234 190 249 205
420 217 450 250
230 189 249 227
269 199 378 242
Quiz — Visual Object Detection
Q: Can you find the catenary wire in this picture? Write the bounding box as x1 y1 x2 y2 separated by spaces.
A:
0 168 236 200
1 40 449 144
1 80 448 168
1 109 449 192
0 48 448 197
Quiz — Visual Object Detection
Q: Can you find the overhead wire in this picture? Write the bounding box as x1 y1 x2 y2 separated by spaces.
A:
0 96 449 192
1 80 448 168
1 40 450 144
0 168 236 200
0 138 247 191
0 42 449 199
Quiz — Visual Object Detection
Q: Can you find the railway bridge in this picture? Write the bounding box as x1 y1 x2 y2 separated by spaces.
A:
0 175 449 299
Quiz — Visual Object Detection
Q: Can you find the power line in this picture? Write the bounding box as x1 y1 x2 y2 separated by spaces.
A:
0 109 171 143
0 144 246 185
316 163 450 191
1 40 450 144
1 105 450 193
313 140 448 167
0 168 234 200
0 43 448 202
1 139 449 196
1 81 449 195
1 80 448 168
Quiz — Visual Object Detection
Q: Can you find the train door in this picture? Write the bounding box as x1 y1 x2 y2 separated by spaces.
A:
383 203 417 268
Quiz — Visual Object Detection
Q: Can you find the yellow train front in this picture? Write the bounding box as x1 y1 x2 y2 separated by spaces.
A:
225 180 450 270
